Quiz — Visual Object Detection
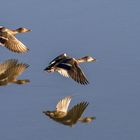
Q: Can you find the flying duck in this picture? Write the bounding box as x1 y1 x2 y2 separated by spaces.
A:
0 26 31 53
43 96 95 127
44 53 96 85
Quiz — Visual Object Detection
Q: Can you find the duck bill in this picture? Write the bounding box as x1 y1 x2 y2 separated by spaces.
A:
92 57 96 62
26 29 32 32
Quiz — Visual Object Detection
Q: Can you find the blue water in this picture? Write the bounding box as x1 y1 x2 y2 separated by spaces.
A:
0 0 140 140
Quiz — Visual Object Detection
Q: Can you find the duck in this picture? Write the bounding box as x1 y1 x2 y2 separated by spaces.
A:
0 59 30 86
44 53 96 85
0 26 31 53
43 96 95 127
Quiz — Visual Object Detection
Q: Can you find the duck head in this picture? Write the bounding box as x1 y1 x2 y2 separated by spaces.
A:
84 56 96 62
16 27 32 33
77 56 96 63
15 79 30 84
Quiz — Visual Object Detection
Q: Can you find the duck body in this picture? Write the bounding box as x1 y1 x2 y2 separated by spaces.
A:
0 26 31 53
43 110 75 126
44 53 96 85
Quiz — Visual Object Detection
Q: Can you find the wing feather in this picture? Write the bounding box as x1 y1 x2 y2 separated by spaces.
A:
56 96 72 113
67 102 89 124
5 34 29 53
0 32 29 53
6 63 29 81
68 65 89 85
0 59 18 75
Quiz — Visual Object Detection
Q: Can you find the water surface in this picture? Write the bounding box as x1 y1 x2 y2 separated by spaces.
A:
0 0 140 140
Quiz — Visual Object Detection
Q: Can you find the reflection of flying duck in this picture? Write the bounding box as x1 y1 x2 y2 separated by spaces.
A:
0 26 31 53
0 59 30 86
44 53 96 85
43 96 95 127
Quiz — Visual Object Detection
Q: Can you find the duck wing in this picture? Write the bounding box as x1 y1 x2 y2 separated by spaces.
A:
49 53 69 65
57 59 89 85
0 32 29 53
0 59 23 83
0 59 18 75
56 96 72 113
67 102 89 124
6 63 29 81
68 64 89 85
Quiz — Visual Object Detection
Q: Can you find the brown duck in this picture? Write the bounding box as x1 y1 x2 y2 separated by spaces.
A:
44 53 96 85
0 26 31 53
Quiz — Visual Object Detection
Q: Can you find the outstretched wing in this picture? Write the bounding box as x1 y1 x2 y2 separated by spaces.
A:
0 59 18 76
67 64 89 85
57 60 89 85
6 63 29 81
67 102 89 124
0 32 29 53
56 96 72 113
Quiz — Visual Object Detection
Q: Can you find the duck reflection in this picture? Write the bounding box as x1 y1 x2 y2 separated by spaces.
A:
44 53 96 85
43 96 96 127
0 59 30 86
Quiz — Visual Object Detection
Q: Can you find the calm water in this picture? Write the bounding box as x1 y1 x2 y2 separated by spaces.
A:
0 0 140 140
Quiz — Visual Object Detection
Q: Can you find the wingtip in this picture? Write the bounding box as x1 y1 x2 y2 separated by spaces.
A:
25 63 30 68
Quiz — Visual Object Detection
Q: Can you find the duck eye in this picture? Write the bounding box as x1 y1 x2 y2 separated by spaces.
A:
18 28 23 31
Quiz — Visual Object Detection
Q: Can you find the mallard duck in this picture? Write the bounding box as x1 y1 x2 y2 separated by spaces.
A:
0 26 31 53
43 96 95 127
0 59 30 86
44 53 96 85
